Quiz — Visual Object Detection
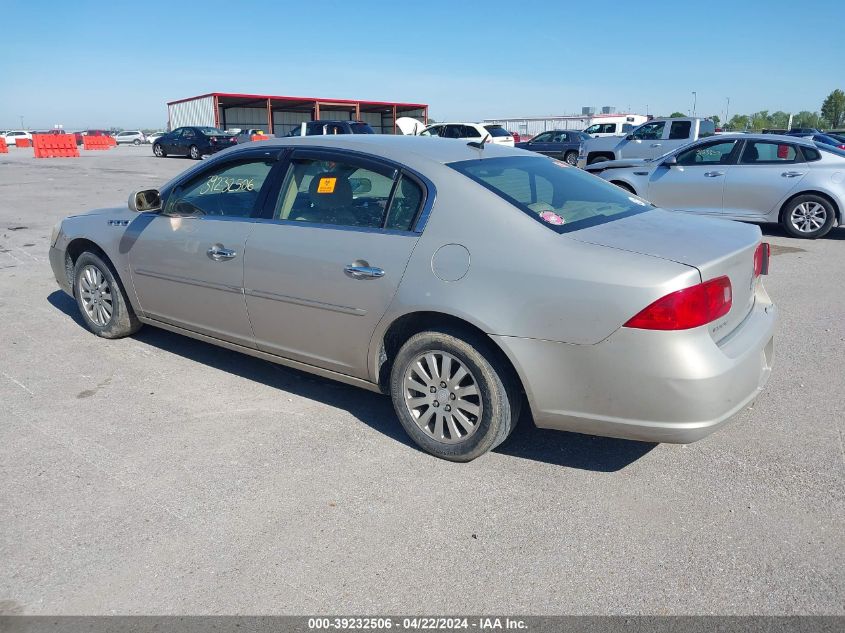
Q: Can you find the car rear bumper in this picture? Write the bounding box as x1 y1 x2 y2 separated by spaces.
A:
494 284 777 443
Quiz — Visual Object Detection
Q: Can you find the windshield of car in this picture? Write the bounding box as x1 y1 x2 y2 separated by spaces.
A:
197 127 227 135
449 156 650 234
350 123 375 134
484 125 511 138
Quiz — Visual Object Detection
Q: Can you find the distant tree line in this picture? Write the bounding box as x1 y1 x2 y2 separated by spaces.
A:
663 89 845 131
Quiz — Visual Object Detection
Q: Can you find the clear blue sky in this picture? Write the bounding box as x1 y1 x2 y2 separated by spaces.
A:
1 0 842 130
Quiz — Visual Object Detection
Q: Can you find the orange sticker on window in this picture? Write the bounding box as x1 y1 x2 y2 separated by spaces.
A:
317 177 336 193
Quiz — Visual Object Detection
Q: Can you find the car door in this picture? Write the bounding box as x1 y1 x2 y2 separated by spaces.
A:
646 138 741 216
526 131 554 154
180 128 199 155
619 120 666 159
161 128 180 153
127 150 281 347
721 140 809 220
243 148 427 379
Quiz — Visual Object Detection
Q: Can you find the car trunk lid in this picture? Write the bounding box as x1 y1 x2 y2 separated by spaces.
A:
566 209 762 342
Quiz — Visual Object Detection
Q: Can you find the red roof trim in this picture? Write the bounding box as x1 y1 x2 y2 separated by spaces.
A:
167 92 427 109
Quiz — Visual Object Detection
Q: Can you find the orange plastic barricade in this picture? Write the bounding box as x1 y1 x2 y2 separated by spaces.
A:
0 138 7 153
107 136 116 146
250 134 270 141
32 134 80 158
16 138 32 148
83 135 111 150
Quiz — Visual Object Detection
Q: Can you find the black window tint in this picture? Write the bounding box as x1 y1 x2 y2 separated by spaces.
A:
165 159 275 218
384 175 424 231
275 156 396 228
462 125 481 138
484 126 511 137
441 125 464 139
532 132 553 142
698 120 716 138
305 123 324 136
669 121 692 140
801 146 821 161
420 125 442 137
450 156 648 234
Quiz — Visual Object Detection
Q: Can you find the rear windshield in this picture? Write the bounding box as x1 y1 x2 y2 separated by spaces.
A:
350 123 375 134
484 125 511 138
449 156 650 234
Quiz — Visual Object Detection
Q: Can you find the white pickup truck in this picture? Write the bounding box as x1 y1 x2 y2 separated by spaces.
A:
577 117 716 168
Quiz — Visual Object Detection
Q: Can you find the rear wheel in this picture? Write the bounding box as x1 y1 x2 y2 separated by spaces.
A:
73 252 141 339
133 139 141 146
781 194 835 239
189 145 200 160
389 329 520 462
588 154 610 165
564 150 578 166
153 143 165 157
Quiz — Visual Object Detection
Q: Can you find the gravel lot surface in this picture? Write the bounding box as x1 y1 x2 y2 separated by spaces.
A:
0 144 843 615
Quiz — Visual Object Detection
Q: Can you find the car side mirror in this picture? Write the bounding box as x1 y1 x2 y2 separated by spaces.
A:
625 134 635 141
662 156 678 167
128 188 162 212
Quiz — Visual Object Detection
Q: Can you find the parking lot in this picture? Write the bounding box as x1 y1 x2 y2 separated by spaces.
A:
0 145 843 615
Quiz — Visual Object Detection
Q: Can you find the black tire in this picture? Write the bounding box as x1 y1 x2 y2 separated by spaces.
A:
588 154 610 165
389 328 520 462
564 150 578 166
133 139 141 146
153 143 166 157
73 251 141 339
611 180 636 194
780 194 836 239
189 144 200 160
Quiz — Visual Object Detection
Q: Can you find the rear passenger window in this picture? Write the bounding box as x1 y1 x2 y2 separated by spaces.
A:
741 141 798 164
165 159 275 217
274 155 423 231
669 121 691 140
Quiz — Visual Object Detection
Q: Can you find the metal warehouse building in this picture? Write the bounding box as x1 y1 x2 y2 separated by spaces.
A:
167 92 428 136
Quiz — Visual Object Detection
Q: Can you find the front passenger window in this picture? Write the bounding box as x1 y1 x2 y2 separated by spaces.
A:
165 159 275 217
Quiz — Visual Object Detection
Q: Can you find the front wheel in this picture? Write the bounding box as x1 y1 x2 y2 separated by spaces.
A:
564 150 578 166
153 143 166 157
73 252 141 338
389 329 520 462
588 155 610 165
189 145 200 160
781 194 835 239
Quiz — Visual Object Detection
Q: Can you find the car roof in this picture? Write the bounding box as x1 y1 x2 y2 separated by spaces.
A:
705 133 815 146
227 134 526 166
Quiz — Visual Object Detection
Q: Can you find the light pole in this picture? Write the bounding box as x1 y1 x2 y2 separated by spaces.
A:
725 97 730 129
692 92 697 117
19 115 24 129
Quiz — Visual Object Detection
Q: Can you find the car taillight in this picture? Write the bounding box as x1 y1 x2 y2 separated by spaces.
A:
230 137 236 142
838 144 845 150
754 242 770 277
624 276 732 331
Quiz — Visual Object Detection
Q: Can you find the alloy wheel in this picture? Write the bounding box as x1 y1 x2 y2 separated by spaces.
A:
403 351 483 444
190 145 199 159
154 144 163 157
78 265 113 326
790 201 827 233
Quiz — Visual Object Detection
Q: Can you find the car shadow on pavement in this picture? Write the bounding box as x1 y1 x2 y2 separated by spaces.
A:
761 224 845 240
48 289 655 471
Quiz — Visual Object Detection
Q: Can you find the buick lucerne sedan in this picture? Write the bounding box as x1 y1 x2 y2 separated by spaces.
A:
49 136 776 461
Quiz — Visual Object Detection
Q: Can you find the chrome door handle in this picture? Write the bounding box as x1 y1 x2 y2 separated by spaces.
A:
704 171 725 177
344 264 385 279
207 244 237 260
650 143 662 147
781 171 804 178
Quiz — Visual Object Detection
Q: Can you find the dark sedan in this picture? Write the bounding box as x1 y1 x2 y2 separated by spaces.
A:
153 126 238 160
515 130 590 165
